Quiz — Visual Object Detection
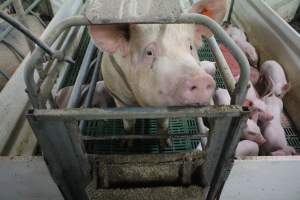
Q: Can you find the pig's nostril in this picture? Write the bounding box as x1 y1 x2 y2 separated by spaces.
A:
190 86 197 91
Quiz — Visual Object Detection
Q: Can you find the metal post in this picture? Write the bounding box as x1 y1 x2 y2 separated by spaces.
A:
206 112 249 200
67 40 96 108
79 51 102 130
26 114 90 200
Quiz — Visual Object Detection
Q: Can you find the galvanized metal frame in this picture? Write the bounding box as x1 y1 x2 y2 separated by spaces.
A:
24 5 250 200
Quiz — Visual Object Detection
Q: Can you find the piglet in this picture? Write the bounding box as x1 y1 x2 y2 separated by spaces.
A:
213 88 231 105
200 61 216 76
260 60 290 98
235 140 259 157
261 94 296 155
242 119 266 145
224 25 258 67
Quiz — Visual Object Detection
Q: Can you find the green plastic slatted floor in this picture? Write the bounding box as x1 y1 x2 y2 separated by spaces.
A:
64 33 300 154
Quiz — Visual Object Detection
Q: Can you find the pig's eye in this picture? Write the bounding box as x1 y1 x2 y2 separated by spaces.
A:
190 45 193 51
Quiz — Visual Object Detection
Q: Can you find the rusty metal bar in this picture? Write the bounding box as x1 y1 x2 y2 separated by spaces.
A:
82 132 207 141
29 106 248 121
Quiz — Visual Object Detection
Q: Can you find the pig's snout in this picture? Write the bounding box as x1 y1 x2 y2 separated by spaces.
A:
178 74 216 105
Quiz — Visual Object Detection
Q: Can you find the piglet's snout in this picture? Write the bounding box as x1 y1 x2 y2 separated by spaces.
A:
178 74 216 105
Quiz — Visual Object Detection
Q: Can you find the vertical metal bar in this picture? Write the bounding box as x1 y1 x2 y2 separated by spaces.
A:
199 117 232 187
26 114 90 200
67 40 96 108
79 51 102 131
206 113 248 200
207 36 236 95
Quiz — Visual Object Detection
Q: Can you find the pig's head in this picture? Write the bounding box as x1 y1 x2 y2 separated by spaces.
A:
88 0 228 106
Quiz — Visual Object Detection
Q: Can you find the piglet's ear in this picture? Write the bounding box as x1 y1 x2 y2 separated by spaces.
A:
190 0 228 47
89 24 130 56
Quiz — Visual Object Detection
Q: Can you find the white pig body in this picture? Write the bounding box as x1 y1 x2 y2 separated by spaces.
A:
260 60 290 98
261 95 296 155
214 88 231 105
235 140 259 157
242 119 266 145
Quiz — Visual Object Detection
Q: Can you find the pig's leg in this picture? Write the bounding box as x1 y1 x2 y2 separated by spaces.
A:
113 98 136 147
197 117 209 148
158 118 172 148
121 119 136 147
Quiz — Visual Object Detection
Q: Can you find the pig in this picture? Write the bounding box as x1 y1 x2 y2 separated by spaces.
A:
271 146 297 156
223 24 258 67
241 119 266 145
213 88 231 105
261 94 296 155
224 24 247 42
200 61 216 76
235 140 259 157
260 60 290 98
89 0 228 147
55 81 114 108
234 39 258 68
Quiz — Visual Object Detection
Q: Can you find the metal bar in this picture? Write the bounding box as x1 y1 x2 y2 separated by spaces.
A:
12 0 35 51
39 27 81 107
207 36 236 95
29 106 248 121
224 0 235 24
82 133 207 141
24 16 87 108
26 116 89 200
199 117 233 187
0 69 9 80
67 40 96 108
0 11 54 56
0 0 41 42
79 51 102 130
0 0 12 11
2 39 25 60
206 114 249 200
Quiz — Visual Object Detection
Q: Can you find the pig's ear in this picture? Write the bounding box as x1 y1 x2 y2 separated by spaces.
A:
89 25 130 56
282 83 291 93
190 0 228 46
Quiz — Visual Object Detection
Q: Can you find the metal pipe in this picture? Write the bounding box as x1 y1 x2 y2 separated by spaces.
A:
24 4 85 108
225 0 235 24
39 27 81 107
28 106 248 121
0 11 55 56
0 0 12 11
67 40 96 108
207 36 236 95
82 133 207 141
12 0 35 51
79 51 102 130
0 0 41 42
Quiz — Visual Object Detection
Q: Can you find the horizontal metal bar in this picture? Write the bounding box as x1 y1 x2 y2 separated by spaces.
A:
82 133 207 141
28 105 248 121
